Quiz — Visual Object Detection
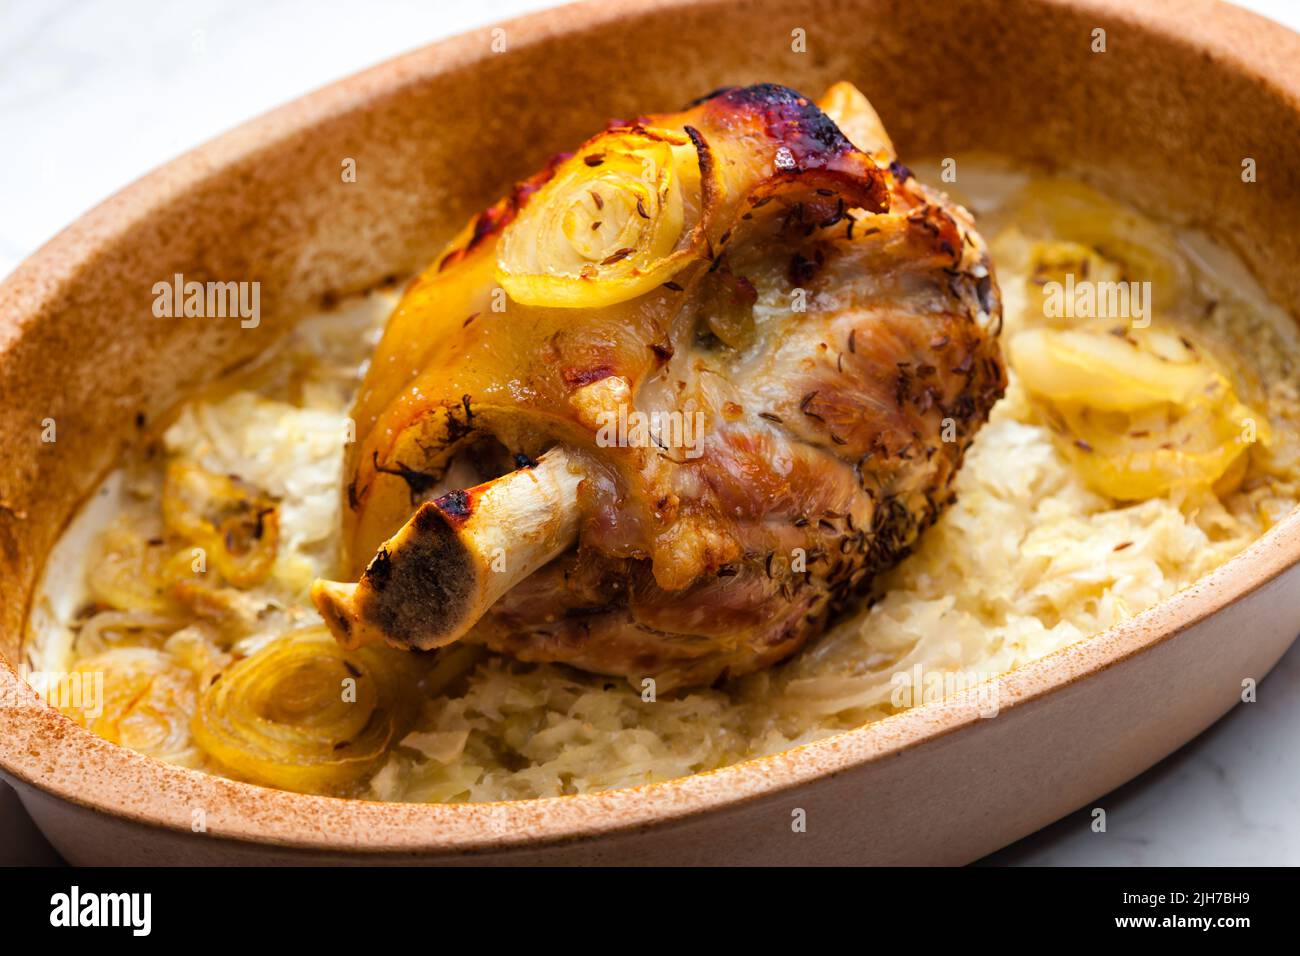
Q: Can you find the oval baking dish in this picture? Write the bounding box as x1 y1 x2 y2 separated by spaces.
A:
3 0 1300 865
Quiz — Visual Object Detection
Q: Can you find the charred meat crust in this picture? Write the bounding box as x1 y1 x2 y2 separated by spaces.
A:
710 83 858 165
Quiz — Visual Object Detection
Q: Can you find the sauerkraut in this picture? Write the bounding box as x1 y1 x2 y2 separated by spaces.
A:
25 161 1300 802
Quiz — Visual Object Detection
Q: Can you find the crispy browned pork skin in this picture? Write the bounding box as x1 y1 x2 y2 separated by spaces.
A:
312 82 1005 690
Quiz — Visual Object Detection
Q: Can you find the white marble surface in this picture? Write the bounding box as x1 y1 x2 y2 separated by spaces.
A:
2 0 1298 866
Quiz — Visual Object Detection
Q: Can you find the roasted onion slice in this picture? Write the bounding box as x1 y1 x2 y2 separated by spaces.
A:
162 461 279 588
87 520 176 613
58 648 197 762
1011 326 1221 411
816 80 896 159
1050 397 1261 500
191 627 417 792
496 127 705 308
994 179 1189 315
1010 324 1267 499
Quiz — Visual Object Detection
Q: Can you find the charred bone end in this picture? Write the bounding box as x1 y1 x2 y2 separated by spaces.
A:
313 447 584 651
312 504 480 651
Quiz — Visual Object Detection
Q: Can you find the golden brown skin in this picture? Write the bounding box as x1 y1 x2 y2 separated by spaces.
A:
331 83 1005 690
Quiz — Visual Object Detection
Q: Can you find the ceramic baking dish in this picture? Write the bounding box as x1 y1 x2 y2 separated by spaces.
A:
2 0 1299 865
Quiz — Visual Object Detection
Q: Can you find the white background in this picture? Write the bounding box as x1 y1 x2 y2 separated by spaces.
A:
2 0 1298 865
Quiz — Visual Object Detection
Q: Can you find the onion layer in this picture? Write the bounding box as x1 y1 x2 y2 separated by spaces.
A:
87 520 175 613
59 647 197 762
496 128 704 308
993 179 1189 316
1010 324 1267 499
162 461 279 588
1011 326 1220 412
816 81 895 159
191 627 417 792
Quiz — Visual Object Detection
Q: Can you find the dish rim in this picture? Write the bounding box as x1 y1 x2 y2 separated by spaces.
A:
2 0 1299 855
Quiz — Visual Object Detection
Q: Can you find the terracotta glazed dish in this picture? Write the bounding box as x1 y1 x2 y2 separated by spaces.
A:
4 0 1300 865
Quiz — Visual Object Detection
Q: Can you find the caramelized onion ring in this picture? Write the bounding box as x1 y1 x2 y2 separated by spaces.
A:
192 627 416 792
496 127 709 308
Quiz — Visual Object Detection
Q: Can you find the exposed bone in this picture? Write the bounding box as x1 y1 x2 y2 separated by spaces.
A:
312 447 584 651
